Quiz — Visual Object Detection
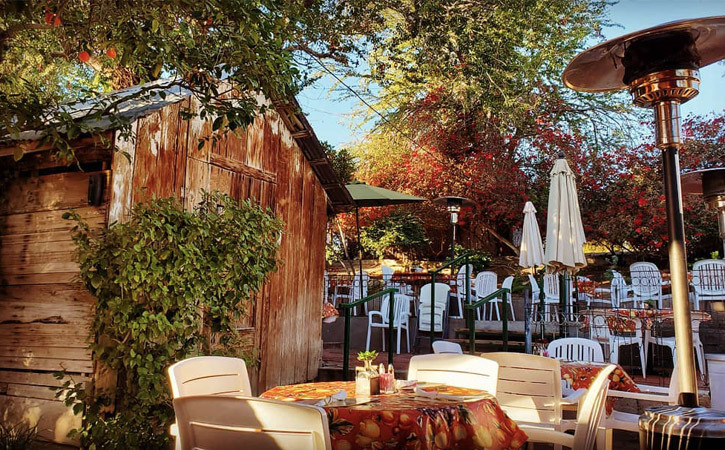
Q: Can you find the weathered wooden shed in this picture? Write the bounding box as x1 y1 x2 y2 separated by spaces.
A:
0 81 351 444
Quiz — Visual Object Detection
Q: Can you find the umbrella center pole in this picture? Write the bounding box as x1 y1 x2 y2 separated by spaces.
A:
632 69 699 405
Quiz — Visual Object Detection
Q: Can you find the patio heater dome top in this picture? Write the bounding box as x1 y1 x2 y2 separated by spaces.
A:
562 16 725 94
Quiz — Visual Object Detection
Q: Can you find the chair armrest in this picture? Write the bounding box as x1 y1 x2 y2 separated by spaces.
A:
636 384 670 395
594 288 611 294
607 390 672 403
561 388 587 405
368 311 384 321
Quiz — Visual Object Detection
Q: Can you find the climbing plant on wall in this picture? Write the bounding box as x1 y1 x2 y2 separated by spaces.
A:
58 191 282 448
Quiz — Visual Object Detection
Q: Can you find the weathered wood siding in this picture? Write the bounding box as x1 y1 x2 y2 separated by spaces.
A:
115 99 326 392
0 146 111 444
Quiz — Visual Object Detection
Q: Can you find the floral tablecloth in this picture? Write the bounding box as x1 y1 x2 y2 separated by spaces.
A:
560 362 640 414
261 381 528 450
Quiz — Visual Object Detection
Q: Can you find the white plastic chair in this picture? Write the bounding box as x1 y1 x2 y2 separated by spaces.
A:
542 273 573 322
173 395 332 450
168 356 252 398
598 315 647 377
598 367 680 450
167 356 253 448
593 270 632 308
417 282 451 334
522 364 616 450
547 337 604 363
493 275 516 321
474 271 497 320
645 316 706 378
432 341 463 354
630 262 668 309
528 274 544 321
366 293 411 354
407 353 498 394
691 259 725 310
484 352 583 433
453 264 474 318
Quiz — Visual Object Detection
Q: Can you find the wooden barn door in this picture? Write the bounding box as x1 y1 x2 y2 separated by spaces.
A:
0 169 109 444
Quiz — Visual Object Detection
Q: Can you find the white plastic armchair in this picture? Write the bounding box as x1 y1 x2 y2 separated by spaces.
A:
593 270 632 308
484 352 583 433
417 283 450 333
547 337 604 363
173 395 332 450
630 262 667 309
523 364 616 450
474 271 497 320
366 293 411 354
597 368 680 450
542 273 573 321
691 259 725 310
644 316 706 378
407 353 498 394
167 356 253 448
432 341 463 354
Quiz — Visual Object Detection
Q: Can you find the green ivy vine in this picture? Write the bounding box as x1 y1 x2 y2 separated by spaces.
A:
58 191 282 448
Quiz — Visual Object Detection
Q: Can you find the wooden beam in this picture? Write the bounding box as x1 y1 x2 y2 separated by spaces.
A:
0 133 114 159
209 153 277 184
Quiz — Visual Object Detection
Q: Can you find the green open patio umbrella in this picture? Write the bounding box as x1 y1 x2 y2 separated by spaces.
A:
345 182 426 300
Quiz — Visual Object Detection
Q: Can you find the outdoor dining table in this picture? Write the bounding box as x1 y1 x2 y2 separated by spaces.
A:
560 361 640 414
261 381 528 449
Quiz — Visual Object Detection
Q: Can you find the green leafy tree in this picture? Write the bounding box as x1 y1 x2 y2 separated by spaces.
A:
360 209 428 260
59 192 282 447
322 140 357 183
0 0 382 161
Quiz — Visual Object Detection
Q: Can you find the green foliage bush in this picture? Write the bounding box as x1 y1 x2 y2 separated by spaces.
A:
58 192 282 448
360 210 428 260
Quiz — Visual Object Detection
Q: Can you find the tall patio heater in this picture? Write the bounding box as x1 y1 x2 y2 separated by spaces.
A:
433 196 474 263
563 17 725 448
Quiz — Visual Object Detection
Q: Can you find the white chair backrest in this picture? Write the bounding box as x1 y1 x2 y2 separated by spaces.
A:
173 395 331 450
432 341 463 354
543 273 563 298
352 272 370 300
589 314 611 342
484 352 563 425
168 356 252 398
692 259 725 294
630 262 662 297
528 274 540 296
572 364 616 450
547 337 604 363
379 294 411 325
418 283 450 332
381 265 395 286
457 264 474 299
610 270 628 306
474 271 497 298
501 276 514 294
407 354 498 394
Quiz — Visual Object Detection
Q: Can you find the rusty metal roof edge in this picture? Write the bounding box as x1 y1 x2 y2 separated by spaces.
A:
272 95 354 212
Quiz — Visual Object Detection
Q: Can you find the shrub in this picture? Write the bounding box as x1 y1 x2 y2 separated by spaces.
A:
360 209 428 260
59 192 282 448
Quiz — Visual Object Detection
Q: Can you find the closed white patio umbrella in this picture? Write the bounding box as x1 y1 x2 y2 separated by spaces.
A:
519 201 545 269
544 157 587 273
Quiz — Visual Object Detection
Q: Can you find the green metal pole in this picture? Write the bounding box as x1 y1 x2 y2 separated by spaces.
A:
559 273 567 337
430 272 436 353
388 291 395 367
343 306 351 381
539 273 545 341
468 304 475 355
502 290 509 352
465 256 470 317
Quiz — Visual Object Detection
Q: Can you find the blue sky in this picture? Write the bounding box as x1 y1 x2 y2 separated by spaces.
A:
297 1 725 148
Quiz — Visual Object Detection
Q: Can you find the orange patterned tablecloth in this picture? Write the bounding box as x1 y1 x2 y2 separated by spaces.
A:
560 362 640 414
261 381 527 450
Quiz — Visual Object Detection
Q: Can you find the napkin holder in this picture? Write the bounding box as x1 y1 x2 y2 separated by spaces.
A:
355 366 380 397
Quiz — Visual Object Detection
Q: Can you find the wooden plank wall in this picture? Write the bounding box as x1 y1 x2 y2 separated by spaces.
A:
0 148 110 444
121 99 327 393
